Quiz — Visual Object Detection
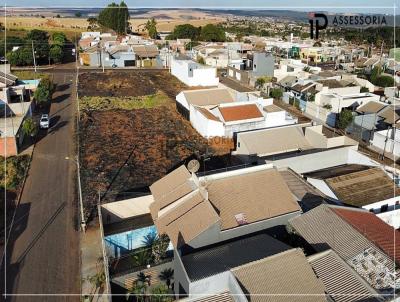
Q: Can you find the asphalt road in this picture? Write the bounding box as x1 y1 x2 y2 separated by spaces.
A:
2 70 80 301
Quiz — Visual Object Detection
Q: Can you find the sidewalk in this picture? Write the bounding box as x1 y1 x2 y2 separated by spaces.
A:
81 222 110 302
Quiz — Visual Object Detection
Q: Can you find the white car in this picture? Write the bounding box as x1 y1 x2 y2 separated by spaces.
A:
39 114 50 129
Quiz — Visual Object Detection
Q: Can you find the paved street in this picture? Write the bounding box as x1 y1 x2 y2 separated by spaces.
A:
2 70 80 301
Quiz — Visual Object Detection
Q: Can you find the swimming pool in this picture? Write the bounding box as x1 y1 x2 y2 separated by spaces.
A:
105 225 172 257
17 79 41 86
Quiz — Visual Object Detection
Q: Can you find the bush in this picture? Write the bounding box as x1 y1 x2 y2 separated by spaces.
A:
34 77 54 106
337 109 354 129
360 86 369 93
375 75 394 88
270 88 283 99
22 117 38 137
0 155 30 190
323 104 332 110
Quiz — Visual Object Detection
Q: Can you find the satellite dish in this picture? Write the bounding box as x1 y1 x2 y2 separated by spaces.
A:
187 159 200 173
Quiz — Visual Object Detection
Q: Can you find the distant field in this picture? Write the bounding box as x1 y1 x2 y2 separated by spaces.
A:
5 16 224 34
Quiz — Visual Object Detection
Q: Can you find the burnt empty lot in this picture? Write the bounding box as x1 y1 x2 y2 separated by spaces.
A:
78 70 188 98
78 70 237 216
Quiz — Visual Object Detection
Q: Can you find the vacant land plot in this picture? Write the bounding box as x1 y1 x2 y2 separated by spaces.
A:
78 70 188 98
79 71 237 216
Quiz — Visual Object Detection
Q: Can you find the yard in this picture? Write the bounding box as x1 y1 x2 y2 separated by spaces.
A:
78 71 237 218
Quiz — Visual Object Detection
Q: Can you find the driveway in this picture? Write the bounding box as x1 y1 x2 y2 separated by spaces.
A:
2 70 80 301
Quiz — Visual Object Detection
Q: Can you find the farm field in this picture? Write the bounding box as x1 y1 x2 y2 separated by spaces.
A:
5 14 224 33
78 70 237 216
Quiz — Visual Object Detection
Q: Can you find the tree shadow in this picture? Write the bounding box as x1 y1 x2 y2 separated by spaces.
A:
52 93 70 104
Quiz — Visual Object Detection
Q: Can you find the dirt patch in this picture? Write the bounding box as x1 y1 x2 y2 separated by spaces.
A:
78 70 188 99
78 71 241 217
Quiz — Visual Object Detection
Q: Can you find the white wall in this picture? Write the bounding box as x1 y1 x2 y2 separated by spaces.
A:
269 146 366 174
176 92 190 111
171 58 219 87
371 128 400 158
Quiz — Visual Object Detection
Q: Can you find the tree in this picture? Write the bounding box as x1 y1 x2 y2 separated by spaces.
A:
158 268 174 289
26 30 50 60
22 117 37 137
270 88 283 99
137 271 151 287
255 77 266 90
375 75 394 88
87 17 99 30
184 41 200 50
52 32 66 47
151 234 169 264
196 56 205 65
150 284 172 302
200 24 226 42
34 78 54 106
75 12 82 17
360 86 369 93
141 231 157 247
169 24 200 40
97 1 130 34
133 248 151 267
49 45 63 63
145 18 158 39
87 271 106 295
337 109 353 129
370 66 381 84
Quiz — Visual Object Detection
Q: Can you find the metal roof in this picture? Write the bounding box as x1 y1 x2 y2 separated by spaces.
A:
308 250 381 302
232 248 327 302
181 233 290 281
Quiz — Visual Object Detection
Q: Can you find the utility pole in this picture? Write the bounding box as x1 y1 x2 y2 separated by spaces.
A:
31 40 37 73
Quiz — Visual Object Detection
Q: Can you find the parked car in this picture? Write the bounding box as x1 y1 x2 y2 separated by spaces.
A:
39 114 50 129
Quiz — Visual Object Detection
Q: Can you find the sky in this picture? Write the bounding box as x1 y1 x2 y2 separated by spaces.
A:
5 0 398 14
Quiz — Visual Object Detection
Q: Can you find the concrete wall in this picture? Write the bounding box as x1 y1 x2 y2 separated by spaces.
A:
268 146 360 174
190 106 225 137
174 250 191 296
253 53 274 77
171 59 218 87
371 128 400 157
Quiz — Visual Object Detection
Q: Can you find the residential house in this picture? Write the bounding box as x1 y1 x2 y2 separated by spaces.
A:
176 88 297 137
149 164 303 250
227 52 275 87
289 204 400 294
303 164 400 228
234 124 358 159
171 57 219 87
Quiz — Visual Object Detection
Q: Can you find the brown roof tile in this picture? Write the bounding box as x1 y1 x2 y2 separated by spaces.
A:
219 104 263 122
333 208 400 265
197 107 221 122
207 168 301 230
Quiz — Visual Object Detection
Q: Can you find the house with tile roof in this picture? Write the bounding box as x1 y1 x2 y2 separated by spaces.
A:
289 204 400 294
149 164 302 250
176 88 297 138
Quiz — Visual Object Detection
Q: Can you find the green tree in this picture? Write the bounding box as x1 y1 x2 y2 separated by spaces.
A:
375 75 394 88
34 78 54 106
370 66 381 84
49 45 63 63
87 17 99 30
255 77 266 90
22 117 37 137
150 284 172 302
360 86 369 93
145 18 158 39
133 248 151 267
75 12 82 17
97 1 130 34
158 268 174 289
151 234 169 264
170 24 200 40
200 24 226 42
52 32 66 47
26 29 50 60
270 88 283 99
337 109 353 129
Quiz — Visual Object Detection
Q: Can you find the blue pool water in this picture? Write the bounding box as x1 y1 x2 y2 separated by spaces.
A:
105 225 173 257
17 79 40 86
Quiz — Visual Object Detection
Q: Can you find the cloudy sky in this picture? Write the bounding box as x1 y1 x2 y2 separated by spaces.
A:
3 0 398 14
